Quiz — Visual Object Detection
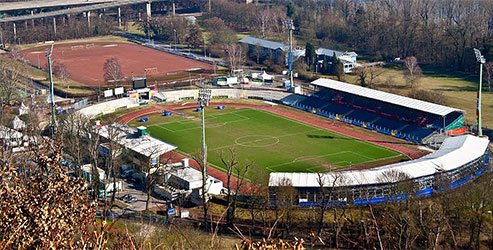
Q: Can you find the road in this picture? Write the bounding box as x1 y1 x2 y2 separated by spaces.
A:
102 177 167 219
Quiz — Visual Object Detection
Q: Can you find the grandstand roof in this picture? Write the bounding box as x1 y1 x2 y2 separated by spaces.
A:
269 135 489 188
311 78 462 116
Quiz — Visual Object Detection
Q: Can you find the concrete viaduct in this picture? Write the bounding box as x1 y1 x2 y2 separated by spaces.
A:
0 0 172 41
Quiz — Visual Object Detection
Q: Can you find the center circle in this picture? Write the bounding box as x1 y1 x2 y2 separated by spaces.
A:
234 135 280 147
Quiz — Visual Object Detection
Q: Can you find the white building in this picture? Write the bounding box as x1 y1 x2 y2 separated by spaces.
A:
81 164 123 196
153 159 223 204
315 48 358 73
98 124 177 168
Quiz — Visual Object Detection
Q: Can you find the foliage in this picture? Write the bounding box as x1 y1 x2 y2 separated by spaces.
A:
0 142 96 249
286 2 296 18
186 24 204 49
304 42 316 69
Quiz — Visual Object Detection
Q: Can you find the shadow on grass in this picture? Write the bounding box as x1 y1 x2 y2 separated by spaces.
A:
306 134 415 146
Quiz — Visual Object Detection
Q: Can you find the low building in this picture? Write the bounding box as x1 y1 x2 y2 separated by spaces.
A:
98 124 177 169
153 159 224 204
239 36 304 65
315 48 358 73
81 164 123 197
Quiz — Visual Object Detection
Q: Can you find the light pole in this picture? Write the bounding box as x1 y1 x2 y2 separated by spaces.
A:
197 85 211 201
45 44 56 129
173 29 177 50
284 18 295 87
473 48 486 137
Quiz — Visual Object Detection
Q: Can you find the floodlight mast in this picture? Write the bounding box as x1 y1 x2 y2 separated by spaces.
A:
473 48 485 137
198 86 211 200
285 19 295 87
46 44 56 129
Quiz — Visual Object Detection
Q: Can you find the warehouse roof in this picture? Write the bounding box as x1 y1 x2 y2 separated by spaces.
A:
239 36 287 51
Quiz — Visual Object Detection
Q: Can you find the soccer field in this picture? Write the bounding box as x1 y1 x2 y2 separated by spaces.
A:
129 107 403 175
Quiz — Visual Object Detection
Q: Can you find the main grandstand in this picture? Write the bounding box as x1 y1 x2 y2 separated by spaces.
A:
281 78 466 144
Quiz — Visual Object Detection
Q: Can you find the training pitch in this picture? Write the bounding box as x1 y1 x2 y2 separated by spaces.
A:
21 42 213 87
128 107 403 175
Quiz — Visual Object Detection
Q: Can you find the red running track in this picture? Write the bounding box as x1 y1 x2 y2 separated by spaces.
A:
116 102 425 189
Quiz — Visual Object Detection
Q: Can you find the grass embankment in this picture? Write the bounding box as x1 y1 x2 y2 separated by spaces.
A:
128 107 403 176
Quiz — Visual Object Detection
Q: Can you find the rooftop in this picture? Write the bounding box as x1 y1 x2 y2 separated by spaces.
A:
239 36 287 51
311 78 462 116
99 123 177 159
270 135 489 188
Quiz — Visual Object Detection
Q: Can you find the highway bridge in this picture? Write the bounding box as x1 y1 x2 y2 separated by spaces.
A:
0 0 113 12
0 0 162 23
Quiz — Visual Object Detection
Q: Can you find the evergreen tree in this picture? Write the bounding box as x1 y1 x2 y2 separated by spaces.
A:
186 24 204 49
305 42 316 70
331 52 339 75
286 2 295 18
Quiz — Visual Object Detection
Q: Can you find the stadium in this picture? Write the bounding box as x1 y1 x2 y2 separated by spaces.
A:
84 78 491 207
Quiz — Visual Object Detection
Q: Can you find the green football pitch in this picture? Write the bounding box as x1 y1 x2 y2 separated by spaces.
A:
128 107 403 175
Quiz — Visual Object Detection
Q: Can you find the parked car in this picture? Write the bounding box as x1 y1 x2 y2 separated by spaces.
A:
120 169 135 178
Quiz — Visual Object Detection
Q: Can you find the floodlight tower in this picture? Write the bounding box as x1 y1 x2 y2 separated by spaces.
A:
285 18 295 86
45 44 56 128
197 86 211 197
473 48 486 137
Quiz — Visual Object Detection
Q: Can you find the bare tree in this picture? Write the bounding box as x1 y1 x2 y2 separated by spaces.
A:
316 172 346 237
193 150 209 230
103 57 124 88
484 62 493 93
52 62 70 83
142 149 178 211
275 177 297 238
59 112 88 177
86 123 102 200
0 58 22 108
404 56 422 89
255 8 272 38
102 123 125 203
225 44 244 75
220 148 252 226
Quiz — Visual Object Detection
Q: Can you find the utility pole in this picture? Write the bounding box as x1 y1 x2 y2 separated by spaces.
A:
473 48 486 137
285 18 295 87
46 44 56 129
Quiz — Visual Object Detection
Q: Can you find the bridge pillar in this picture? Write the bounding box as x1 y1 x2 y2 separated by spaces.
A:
118 7 121 28
13 23 16 41
53 17 56 36
146 2 152 20
30 11 34 27
87 11 91 27
172 2 176 16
